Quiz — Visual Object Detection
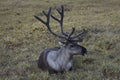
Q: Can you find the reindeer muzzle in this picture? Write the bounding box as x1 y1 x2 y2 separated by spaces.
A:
82 47 87 56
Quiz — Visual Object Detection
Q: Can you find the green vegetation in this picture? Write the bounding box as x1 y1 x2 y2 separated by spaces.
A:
0 0 120 80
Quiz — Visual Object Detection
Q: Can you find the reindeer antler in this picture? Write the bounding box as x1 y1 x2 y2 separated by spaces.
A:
34 7 67 39
34 5 85 42
51 5 68 36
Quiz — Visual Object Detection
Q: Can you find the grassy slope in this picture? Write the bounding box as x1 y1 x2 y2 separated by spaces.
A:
0 0 120 80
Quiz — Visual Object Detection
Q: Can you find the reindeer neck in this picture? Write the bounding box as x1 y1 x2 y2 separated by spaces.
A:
55 47 72 62
47 47 73 71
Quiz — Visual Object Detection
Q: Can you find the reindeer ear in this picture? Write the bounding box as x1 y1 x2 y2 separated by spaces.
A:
58 41 66 46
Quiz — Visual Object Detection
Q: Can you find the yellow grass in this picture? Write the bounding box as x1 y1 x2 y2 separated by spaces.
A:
0 0 120 80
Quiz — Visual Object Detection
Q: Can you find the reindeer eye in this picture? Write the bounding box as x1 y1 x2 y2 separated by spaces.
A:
70 45 74 47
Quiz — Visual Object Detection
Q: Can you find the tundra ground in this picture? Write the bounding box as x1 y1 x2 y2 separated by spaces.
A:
0 0 120 80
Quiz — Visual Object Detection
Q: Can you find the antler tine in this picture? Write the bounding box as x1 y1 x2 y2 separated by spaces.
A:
51 5 68 36
34 7 51 25
71 29 85 39
34 7 67 39
34 15 46 25
67 28 75 40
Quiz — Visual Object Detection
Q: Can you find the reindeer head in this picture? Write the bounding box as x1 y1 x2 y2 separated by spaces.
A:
34 5 87 56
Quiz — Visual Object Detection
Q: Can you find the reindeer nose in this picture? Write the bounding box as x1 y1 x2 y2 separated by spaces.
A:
82 47 87 55
83 48 87 53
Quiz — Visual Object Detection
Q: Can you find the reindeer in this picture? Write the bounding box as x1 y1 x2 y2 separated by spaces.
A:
34 5 87 74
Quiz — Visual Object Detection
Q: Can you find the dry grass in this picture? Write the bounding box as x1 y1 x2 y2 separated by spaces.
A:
0 0 120 80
